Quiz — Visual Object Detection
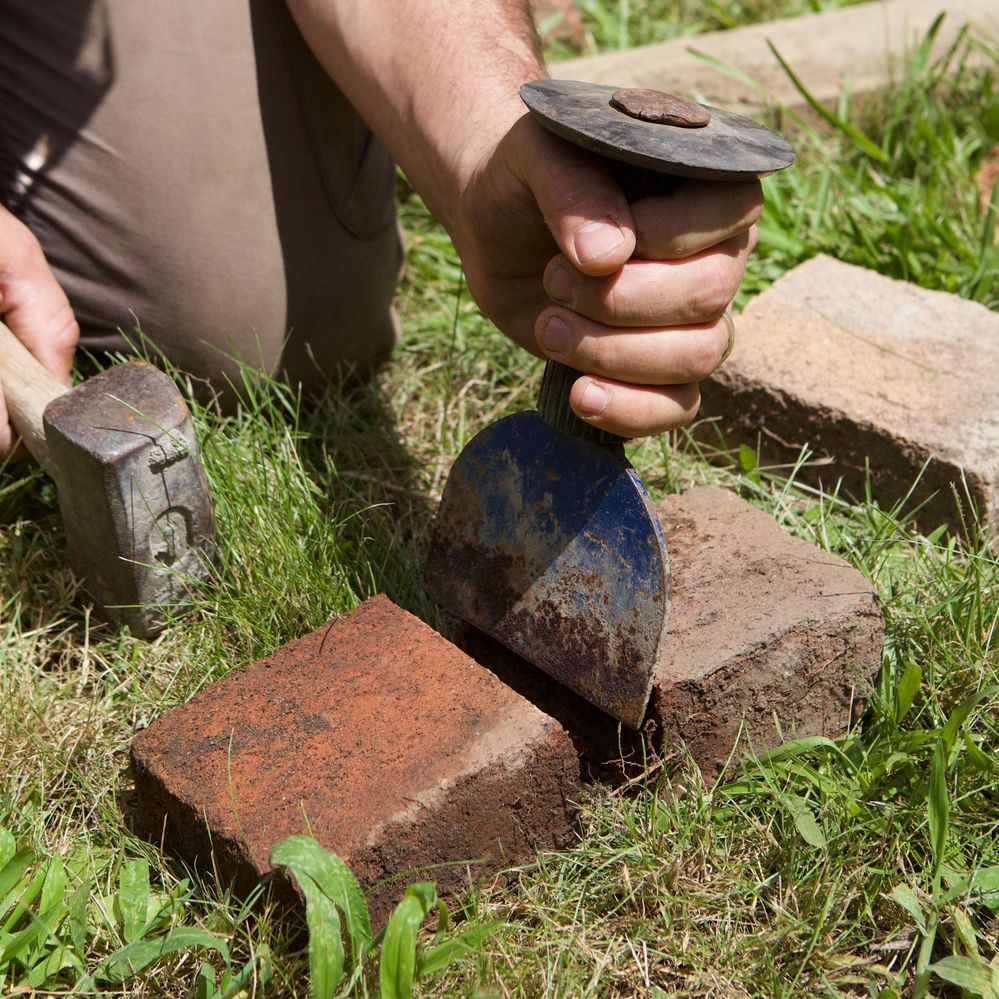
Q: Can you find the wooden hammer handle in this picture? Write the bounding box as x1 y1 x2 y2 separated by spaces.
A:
0 319 70 475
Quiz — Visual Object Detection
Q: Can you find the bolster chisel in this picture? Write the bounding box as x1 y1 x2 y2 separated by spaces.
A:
426 81 795 728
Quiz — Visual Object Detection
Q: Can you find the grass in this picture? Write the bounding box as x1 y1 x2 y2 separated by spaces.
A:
740 20 999 310
1 8 998 999
542 0 868 59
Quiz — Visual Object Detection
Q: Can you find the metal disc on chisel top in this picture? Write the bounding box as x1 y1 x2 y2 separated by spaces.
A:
521 79 796 181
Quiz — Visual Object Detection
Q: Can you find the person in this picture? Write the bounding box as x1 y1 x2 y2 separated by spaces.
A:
0 0 762 457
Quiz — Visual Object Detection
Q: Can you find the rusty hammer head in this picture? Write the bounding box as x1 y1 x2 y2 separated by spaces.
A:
0 319 215 637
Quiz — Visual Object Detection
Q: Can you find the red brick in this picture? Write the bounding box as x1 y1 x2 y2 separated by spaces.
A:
699 256 999 534
130 595 579 923
460 487 883 781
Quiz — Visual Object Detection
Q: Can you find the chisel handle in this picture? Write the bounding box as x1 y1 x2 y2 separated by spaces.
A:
0 319 69 476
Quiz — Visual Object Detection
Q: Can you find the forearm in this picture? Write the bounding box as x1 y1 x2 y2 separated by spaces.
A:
284 0 545 233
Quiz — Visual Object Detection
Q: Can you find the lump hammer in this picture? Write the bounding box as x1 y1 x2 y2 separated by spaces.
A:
426 81 794 728
0 320 216 637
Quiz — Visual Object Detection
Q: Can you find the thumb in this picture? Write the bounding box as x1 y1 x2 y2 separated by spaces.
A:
510 115 636 276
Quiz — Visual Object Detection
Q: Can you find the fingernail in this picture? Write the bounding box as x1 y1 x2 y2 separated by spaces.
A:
542 314 570 354
573 219 625 264
577 381 608 416
547 265 573 304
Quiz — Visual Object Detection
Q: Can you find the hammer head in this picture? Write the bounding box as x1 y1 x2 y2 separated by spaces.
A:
42 362 215 637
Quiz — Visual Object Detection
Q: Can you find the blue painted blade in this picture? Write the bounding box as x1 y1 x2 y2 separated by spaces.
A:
425 411 670 728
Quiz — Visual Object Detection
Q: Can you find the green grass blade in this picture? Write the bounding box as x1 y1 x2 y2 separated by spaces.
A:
767 41 891 165
0 850 35 921
220 943 272 999
0 911 49 965
416 922 499 977
928 737 950 882
2 865 44 935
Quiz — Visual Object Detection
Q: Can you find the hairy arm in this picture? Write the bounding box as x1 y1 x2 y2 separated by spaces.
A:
287 0 762 438
284 0 544 230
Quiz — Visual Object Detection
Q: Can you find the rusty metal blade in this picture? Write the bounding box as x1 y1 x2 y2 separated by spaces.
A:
425 411 669 728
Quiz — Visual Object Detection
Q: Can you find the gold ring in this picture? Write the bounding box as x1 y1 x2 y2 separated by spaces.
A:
720 308 736 364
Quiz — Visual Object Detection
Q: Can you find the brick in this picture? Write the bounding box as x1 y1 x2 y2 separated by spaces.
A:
460 486 883 781
553 0 997 122
698 256 999 534
130 595 579 924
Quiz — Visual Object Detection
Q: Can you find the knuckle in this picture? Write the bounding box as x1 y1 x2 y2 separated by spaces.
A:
693 256 735 317
51 310 80 356
686 333 723 380
583 274 621 326
679 383 702 423
661 384 701 431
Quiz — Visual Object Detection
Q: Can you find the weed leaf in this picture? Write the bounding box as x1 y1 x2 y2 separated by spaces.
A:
67 885 87 957
269 836 376 996
889 884 927 934
0 828 14 869
116 858 150 943
782 793 827 849
929 955 993 992
895 661 922 721
195 960 217 999
940 686 998 758
380 882 439 999
38 858 65 918
300 869 345 999
963 733 995 775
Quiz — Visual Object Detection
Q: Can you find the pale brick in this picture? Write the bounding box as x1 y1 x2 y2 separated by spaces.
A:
553 0 997 122
699 255 999 533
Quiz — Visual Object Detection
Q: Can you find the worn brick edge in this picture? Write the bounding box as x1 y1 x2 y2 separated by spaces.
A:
129 600 581 923
699 372 995 533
